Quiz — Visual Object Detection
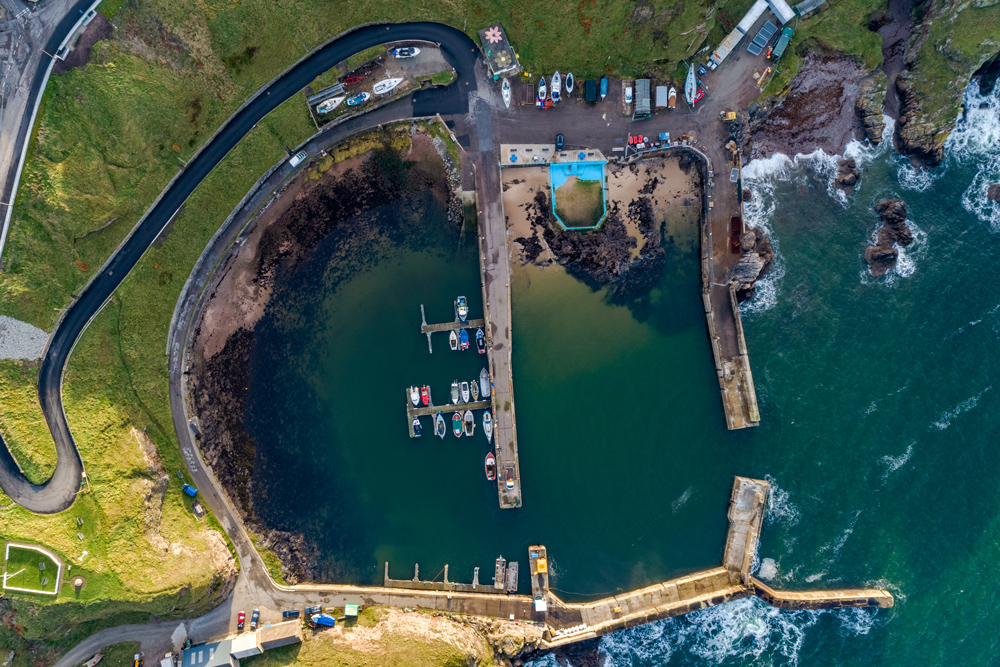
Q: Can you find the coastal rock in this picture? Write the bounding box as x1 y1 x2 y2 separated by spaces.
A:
865 198 912 277
987 183 1000 203
855 71 887 144
732 227 774 301
894 74 945 166
835 158 860 191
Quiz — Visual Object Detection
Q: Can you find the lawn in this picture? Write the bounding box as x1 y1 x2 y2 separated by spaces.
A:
0 361 57 484
3 544 60 594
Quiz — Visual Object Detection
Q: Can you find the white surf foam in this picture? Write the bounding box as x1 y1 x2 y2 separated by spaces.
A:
880 442 915 481
671 486 694 514
947 80 1000 228
932 386 991 430
739 157 787 316
758 557 778 581
859 218 928 286
763 475 800 527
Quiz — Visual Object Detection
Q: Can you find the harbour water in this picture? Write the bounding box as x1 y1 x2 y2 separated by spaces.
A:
245 83 1000 664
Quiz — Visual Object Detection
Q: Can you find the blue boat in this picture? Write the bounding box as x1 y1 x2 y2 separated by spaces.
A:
310 614 337 628
600 77 608 99
476 328 486 354
459 329 470 350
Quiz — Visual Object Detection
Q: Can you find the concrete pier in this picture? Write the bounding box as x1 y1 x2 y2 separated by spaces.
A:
384 561 488 593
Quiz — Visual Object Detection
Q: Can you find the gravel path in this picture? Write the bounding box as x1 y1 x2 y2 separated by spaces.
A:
0 315 48 360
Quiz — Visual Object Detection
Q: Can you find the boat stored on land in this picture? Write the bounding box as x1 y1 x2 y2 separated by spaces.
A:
502 77 511 108
316 96 345 113
494 556 506 589
684 64 697 105
479 368 490 397
456 296 469 321
411 417 422 438
410 386 419 407
668 86 677 109
373 77 403 95
565 72 575 94
476 328 486 354
464 410 475 436
343 76 364 85
507 561 518 593
600 77 608 99
551 71 562 103
451 381 460 404
391 46 420 58
435 412 446 439
459 329 470 350
449 330 459 351
453 412 463 437
460 381 470 403
537 77 547 106
485 452 496 480
483 411 493 443
471 379 479 400
420 385 430 406
346 92 370 106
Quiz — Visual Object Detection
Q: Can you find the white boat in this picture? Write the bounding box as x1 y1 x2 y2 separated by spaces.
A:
449 330 459 351
373 77 403 95
460 381 470 403
551 71 562 103
392 47 420 58
451 381 460 404
316 96 345 114
685 64 697 106
483 411 493 443
502 77 511 108
410 386 420 407
668 86 677 109
463 410 475 436
479 368 490 397
565 72 574 94
435 412 446 439
538 77 547 102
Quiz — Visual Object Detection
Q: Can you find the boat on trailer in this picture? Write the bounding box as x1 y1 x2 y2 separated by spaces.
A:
460 381 471 403
464 410 475 436
316 96 345 114
485 452 496 480
685 64 697 105
668 86 677 109
483 411 493 443
373 77 403 95
452 412 463 437
346 92 370 106
551 71 562 103
537 77 547 107
392 46 421 58
565 72 575 94
435 412 446 439
502 78 511 108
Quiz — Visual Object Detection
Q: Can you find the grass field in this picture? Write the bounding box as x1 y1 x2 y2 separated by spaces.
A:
3 544 60 594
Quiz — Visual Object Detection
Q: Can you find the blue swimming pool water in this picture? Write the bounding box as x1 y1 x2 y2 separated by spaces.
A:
549 161 605 190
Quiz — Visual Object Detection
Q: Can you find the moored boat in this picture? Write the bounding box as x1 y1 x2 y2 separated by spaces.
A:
316 96 345 114
471 379 479 401
479 368 490 397
420 385 430 406
411 416 422 438
410 386 419 407
456 296 469 321
459 329 470 350
668 86 677 109
476 328 486 354
452 412 463 437
346 92 370 106
391 46 420 58
502 77 511 108
600 77 608 99
435 412 446 439
451 381 460 404
565 72 575 94
464 410 475 436
449 330 459 351
460 381 470 403
485 452 496 480
483 411 493 443
551 71 562 103
373 77 403 95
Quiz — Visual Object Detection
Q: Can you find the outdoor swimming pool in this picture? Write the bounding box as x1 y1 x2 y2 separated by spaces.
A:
549 160 608 229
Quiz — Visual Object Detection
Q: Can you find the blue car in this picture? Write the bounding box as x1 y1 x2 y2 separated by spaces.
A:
181 484 198 497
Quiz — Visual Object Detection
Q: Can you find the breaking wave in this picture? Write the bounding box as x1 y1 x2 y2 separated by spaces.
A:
880 442 915 481
764 475 800 528
932 386 991 430
948 81 1000 229
739 155 787 315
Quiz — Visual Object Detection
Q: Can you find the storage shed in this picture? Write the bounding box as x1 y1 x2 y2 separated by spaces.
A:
655 86 669 109
633 79 651 120
257 621 303 651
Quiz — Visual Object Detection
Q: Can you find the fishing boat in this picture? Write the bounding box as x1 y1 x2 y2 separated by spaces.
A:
506 561 518 593
684 64 697 106
537 77 547 106
372 77 403 95
668 86 677 109
391 46 420 58
460 381 470 403
565 72 575 94
494 556 506 589
464 410 475 436
479 368 490 397
316 96 345 114
411 416 422 438
502 77 511 108
483 411 493 443
435 412 446 439
551 71 562 103
343 75 364 86
452 412 463 437
449 330 459 351
459 329 470 350
420 385 430 406
456 295 469 321
471 380 479 401
345 92 370 107
476 328 486 354
410 386 420 407
600 77 608 99
451 381 460 405
485 452 496 480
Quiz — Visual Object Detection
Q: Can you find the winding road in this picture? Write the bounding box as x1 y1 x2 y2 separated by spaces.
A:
0 22 479 513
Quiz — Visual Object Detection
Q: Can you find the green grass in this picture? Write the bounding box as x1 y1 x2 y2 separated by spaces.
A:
3 544 60 594
93 643 142 666
343 45 385 72
431 70 457 85
250 533 287 585
0 361 57 484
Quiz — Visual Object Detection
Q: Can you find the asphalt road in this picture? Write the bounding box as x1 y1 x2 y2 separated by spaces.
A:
0 21 478 513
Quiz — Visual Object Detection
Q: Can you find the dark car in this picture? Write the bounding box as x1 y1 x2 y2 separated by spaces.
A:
237 610 245 631
555 134 564 151
250 609 260 630
282 609 300 618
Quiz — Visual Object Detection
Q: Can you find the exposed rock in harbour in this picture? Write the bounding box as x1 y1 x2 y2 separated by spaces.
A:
835 157 860 193
856 71 887 144
865 198 912 276
987 183 1000 203
732 227 774 301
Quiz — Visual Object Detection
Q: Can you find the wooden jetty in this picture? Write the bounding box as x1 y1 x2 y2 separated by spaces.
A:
405 389 490 436
420 304 485 353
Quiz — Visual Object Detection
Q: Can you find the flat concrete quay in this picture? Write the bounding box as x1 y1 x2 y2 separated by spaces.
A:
365 476 893 650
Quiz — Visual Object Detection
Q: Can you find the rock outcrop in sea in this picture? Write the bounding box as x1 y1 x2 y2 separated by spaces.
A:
835 158 861 193
987 183 1000 203
732 227 774 301
865 198 913 276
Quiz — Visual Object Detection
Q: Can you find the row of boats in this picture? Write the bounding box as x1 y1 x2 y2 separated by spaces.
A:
315 46 421 114
449 327 486 352
408 368 492 408
533 71 576 109
494 556 518 593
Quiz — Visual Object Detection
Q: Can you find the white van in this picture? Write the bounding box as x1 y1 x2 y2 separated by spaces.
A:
289 150 308 168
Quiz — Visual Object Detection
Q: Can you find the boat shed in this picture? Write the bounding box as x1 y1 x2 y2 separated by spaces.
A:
257 621 303 651
478 24 521 77
181 640 236 667
633 79 651 120
655 86 669 109
736 0 770 33
768 0 796 24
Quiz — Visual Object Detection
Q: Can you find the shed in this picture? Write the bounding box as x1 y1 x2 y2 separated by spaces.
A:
794 0 826 17
257 621 303 651
767 0 796 23
584 79 598 102
736 0 769 34
633 79 651 119
181 640 234 667
229 634 261 660
344 603 360 617
655 86 669 109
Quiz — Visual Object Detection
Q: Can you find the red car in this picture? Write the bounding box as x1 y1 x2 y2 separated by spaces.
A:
237 611 245 631
693 90 705 104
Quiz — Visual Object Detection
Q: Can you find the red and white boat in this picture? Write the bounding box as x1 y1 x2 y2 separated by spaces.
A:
485 452 496 481
420 385 430 406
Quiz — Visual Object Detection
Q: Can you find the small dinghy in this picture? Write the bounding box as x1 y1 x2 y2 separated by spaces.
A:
343 75 364 86
463 410 475 436
449 330 459 351
502 77 511 108
346 92 370 106
410 386 420 407
476 328 486 354
459 329 470 350
435 412 446 439
316 96 345 114
471 379 479 401
373 77 403 95
392 46 420 58
565 72 575 94
551 71 562 103
537 77 547 107
411 416 422 438
483 411 493 443
460 381 471 403
479 368 490 397
485 452 496 480
451 381 460 404
452 412 463 437
420 385 430 406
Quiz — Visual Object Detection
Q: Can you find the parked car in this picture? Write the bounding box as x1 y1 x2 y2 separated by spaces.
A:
288 150 308 168
237 611 245 631
505 466 514 490
624 87 633 104
250 609 260 630
282 609 300 618
555 134 564 151
181 484 197 497
305 605 322 615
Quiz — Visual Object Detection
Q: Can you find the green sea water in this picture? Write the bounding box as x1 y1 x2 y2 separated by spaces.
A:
245 84 1000 665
